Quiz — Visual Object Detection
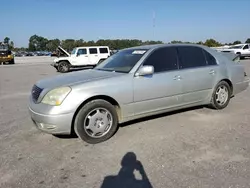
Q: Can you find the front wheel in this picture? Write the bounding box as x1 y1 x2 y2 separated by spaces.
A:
210 81 231 110
58 61 70 73
9 59 15 64
74 99 118 144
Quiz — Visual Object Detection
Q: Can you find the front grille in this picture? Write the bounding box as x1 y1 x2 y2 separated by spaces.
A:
31 85 43 102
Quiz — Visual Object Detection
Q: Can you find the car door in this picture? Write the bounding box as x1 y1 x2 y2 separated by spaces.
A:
242 44 250 56
88 47 99 65
176 46 218 104
72 48 89 65
133 47 183 116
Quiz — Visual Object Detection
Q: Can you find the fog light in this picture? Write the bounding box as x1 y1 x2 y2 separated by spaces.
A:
38 123 56 130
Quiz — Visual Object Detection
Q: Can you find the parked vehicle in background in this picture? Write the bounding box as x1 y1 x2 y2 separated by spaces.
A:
221 43 250 59
0 42 15 65
51 46 111 73
28 43 249 144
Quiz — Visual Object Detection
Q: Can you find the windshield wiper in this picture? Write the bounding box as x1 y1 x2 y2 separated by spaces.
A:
96 68 126 73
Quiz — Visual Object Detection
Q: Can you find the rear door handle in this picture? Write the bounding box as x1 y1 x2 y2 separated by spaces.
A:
209 70 215 74
173 75 182 80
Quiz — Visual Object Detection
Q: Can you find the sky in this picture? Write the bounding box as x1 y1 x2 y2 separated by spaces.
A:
1 0 250 47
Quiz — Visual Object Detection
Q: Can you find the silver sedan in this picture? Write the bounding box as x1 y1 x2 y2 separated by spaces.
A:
28 44 249 144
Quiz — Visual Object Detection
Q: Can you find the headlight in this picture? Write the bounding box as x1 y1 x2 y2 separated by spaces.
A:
41 87 71 106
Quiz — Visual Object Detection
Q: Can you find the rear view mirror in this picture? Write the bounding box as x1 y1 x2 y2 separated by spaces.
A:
135 65 154 77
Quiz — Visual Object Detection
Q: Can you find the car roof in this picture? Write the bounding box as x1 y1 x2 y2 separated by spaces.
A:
77 46 109 49
126 43 208 50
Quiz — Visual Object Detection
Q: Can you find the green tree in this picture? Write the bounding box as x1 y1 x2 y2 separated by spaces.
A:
196 41 203 45
61 39 76 52
46 39 60 51
170 40 183 44
28 34 49 51
9 41 14 50
204 39 221 47
4 37 10 44
245 38 250 43
232 40 241 45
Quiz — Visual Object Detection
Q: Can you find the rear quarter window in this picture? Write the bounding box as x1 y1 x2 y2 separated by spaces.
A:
99 48 109 54
203 50 217 65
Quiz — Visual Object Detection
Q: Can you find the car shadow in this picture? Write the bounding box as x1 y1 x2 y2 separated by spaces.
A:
119 105 206 128
100 152 153 188
53 105 207 140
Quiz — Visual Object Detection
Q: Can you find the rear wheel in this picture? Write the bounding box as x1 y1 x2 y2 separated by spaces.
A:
74 99 118 144
97 59 105 65
210 81 231 110
58 61 70 73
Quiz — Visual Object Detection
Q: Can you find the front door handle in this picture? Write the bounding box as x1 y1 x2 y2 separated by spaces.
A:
209 70 215 74
173 75 182 80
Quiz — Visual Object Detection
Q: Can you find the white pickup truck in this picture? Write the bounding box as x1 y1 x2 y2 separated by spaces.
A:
51 46 110 73
221 43 250 59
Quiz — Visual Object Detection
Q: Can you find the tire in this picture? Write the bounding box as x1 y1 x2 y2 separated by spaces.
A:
74 99 118 144
58 61 70 73
9 59 15 64
210 81 231 110
98 59 105 64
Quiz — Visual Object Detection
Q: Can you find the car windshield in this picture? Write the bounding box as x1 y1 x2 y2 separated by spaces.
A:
71 48 77 55
94 49 148 73
228 45 244 49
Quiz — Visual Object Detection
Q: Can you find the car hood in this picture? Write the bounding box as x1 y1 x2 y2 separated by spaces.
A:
57 46 70 57
36 69 124 89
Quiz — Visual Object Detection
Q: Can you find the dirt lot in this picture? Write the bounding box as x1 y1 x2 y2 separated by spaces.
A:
0 58 250 188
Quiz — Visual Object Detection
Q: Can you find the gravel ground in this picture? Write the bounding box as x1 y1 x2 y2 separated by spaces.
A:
0 58 250 188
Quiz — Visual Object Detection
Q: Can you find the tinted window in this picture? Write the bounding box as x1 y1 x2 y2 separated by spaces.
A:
77 49 87 55
143 47 178 73
99 48 108 54
177 46 206 69
203 50 217 65
89 48 98 54
243 45 249 49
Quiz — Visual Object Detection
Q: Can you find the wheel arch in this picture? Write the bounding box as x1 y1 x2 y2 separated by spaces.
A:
218 78 233 96
70 95 121 135
58 59 71 65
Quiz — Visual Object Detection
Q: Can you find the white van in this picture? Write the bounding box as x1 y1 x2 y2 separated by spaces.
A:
52 46 110 73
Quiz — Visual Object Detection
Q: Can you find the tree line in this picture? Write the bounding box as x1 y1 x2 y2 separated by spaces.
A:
2 35 250 52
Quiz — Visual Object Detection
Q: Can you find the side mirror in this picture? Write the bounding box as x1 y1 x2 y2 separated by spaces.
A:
135 65 154 77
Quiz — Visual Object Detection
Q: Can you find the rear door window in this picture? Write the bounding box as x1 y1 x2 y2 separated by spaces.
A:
177 46 207 69
89 48 98 54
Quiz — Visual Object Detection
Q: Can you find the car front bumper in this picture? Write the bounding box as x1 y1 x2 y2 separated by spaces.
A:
0 57 13 63
29 107 74 135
